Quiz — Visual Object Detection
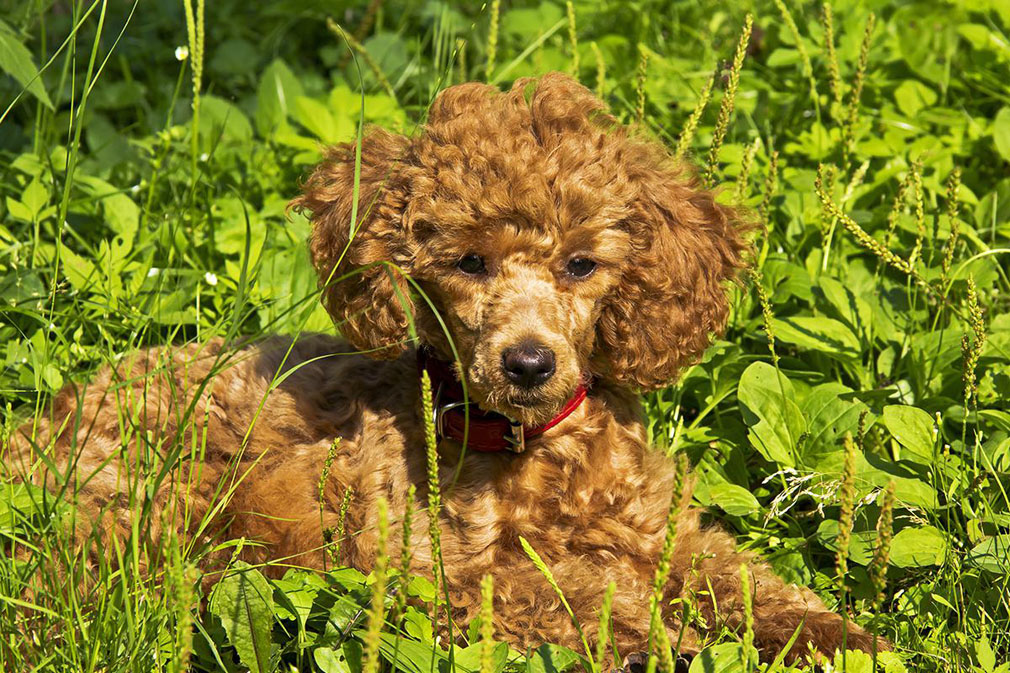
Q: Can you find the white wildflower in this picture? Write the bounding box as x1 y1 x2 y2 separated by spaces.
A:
175 45 189 61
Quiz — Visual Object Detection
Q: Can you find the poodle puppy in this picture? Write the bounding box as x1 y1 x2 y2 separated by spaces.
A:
9 72 882 665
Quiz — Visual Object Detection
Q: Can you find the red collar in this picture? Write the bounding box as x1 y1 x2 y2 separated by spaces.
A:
417 346 589 453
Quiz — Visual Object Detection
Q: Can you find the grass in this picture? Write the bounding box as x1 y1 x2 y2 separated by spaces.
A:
1 0 1010 671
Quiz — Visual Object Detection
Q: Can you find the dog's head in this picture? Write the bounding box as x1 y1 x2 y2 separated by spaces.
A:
294 73 746 425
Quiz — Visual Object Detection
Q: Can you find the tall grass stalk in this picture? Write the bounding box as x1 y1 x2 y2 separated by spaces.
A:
816 165 929 290
646 453 689 673
836 433 858 661
327 19 397 102
773 0 818 113
841 13 876 163
591 41 606 99
635 44 648 124
566 1 579 76
519 536 596 671
595 581 617 670
396 484 417 621
870 481 895 668
758 150 779 229
362 497 390 673
736 137 760 201
456 38 468 84
882 170 911 251
420 370 447 633
674 71 716 160
822 2 843 106
704 14 753 187
486 0 501 80
961 278 986 408
740 564 756 672
181 0 204 175
941 168 963 287
479 574 496 673
338 0 384 68
908 161 926 269
818 163 837 237
752 269 779 365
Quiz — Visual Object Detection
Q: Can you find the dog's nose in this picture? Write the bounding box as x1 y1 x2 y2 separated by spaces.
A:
501 344 556 388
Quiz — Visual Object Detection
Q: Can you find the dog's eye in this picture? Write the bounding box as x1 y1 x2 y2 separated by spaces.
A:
457 254 486 275
566 257 597 278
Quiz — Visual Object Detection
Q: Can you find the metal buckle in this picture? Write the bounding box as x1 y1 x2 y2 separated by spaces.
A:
430 381 527 453
504 420 526 453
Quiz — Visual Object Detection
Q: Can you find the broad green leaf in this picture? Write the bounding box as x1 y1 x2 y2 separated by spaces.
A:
832 649 874 673
977 636 997 673
799 383 868 460
689 643 749 673
60 247 98 291
526 643 581 673
737 362 805 467
272 569 326 628
209 561 277 673
314 647 351 673
20 179 48 219
771 316 860 361
889 526 947 567
5 197 33 223
0 19 53 109
200 95 253 147
967 535 1010 574
816 519 877 565
894 79 937 117
817 276 872 335
376 632 447 673
452 642 509 673
707 483 761 517
295 95 352 143
882 405 936 463
256 58 304 136
77 175 140 247
993 107 1010 163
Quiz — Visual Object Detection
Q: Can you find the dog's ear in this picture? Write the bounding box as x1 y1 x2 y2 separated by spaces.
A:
293 128 413 357
594 158 748 390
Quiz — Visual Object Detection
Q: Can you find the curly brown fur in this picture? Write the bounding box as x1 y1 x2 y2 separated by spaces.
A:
7 73 886 666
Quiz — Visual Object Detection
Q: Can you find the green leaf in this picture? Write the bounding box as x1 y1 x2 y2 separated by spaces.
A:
314 647 352 673
209 561 278 673
889 526 947 567
737 362 805 467
707 483 761 517
60 246 99 291
977 635 997 673
770 316 861 361
799 383 868 460
993 107 1010 163
294 95 352 144
882 405 936 463
199 95 253 149
967 534 1010 574
376 632 447 673
816 519 877 565
894 79 937 117
688 643 748 673
256 58 304 137
526 643 581 673
5 197 33 223
0 19 53 109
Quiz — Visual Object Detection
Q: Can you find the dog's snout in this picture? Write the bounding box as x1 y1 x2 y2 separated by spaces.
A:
501 343 556 388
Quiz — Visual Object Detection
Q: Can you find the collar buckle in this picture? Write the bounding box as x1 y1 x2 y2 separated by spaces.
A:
504 421 526 453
